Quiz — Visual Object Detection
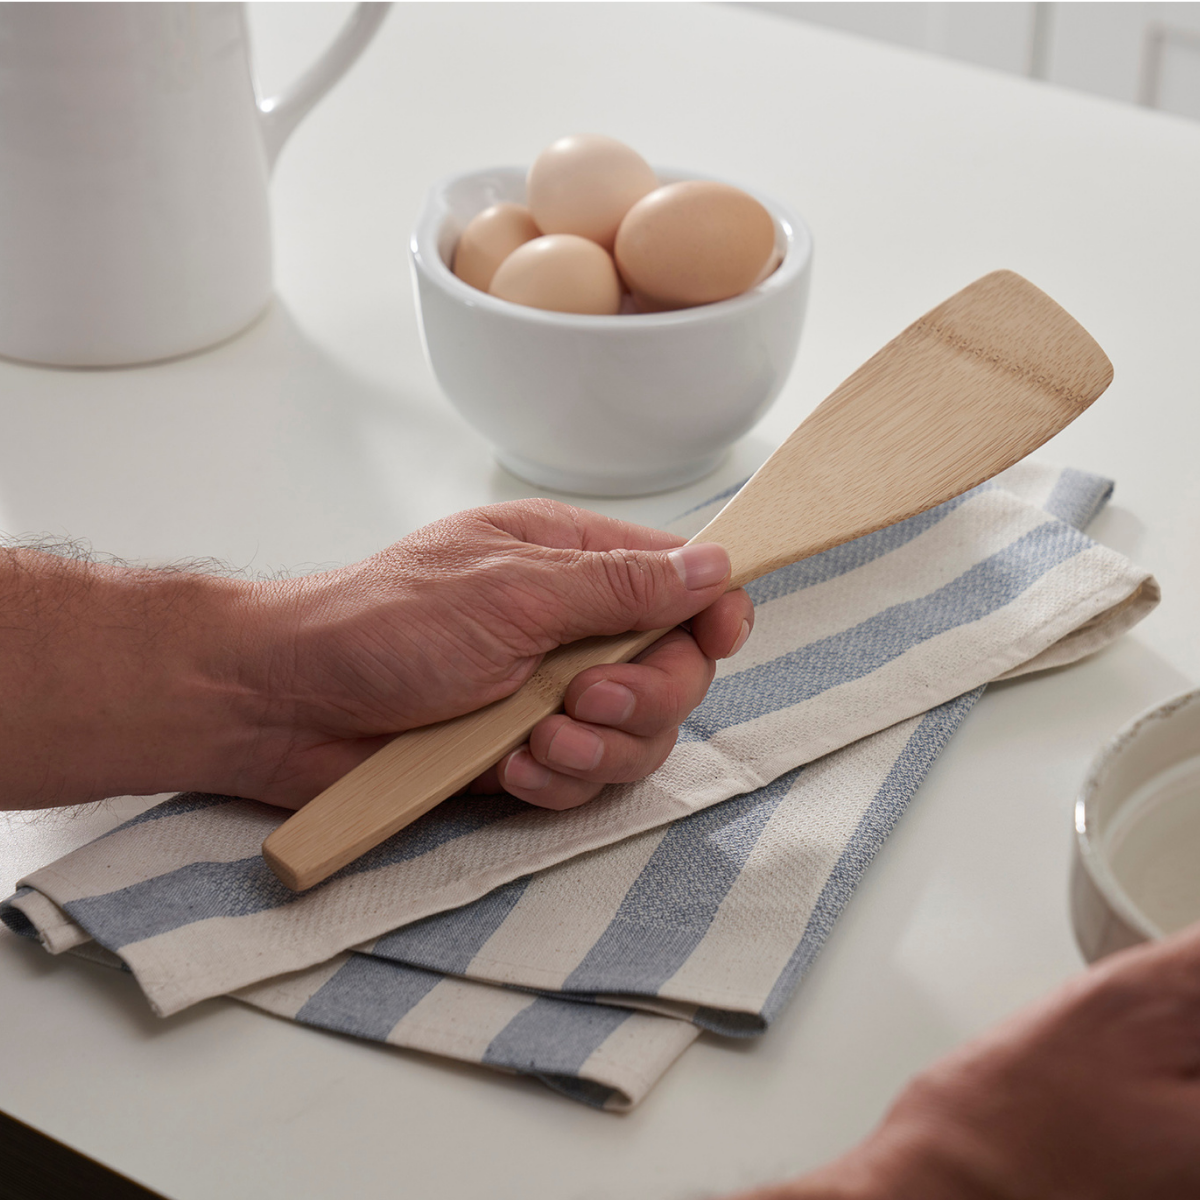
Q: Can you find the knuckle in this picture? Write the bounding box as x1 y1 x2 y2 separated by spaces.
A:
595 549 656 616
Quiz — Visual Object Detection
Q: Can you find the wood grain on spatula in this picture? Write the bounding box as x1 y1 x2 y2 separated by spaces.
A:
262 270 1112 891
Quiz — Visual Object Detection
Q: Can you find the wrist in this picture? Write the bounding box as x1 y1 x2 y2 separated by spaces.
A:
135 567 285 798
78 562 276 802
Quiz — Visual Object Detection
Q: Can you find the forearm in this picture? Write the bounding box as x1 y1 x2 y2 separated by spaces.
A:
0 547 272 809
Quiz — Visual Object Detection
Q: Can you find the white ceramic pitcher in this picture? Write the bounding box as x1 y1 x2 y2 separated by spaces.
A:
0 2 388 367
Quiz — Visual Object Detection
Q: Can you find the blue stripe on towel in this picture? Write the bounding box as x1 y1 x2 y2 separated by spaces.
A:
97 793 242 838
755 687 985 1029
296 956 443 1040
0 888 37 939
683 521 1087 740
561 773 794 996
63 859 298 946
691 471 1105 597
748 467 1109 610
294 955 633 1108
748 487 984 605
63 794 528 951
360 776 793 991
483 996 631 1076
371 876 532 974
1043 468 1112 530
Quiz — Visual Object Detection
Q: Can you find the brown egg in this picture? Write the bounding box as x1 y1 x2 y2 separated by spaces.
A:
489 234 622 315
453 202 541 292
614 181 776 309
526 134 658 251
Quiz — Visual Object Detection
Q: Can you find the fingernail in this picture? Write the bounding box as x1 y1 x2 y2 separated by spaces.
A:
546 724 604 772
668 542 730 590
574 680 636 726
503 749 552 792
728 619 751 658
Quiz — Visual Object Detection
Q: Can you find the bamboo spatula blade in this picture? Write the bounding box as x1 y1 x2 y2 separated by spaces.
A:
705 269 1113 587
262 270 1111 891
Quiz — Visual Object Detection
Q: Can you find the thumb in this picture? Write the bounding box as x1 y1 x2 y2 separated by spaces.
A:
530 541 732 645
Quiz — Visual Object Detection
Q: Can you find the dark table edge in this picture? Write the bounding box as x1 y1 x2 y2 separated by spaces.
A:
0 1108 169 1200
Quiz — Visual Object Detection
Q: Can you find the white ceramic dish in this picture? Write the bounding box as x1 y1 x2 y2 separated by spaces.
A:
410 166 813 497
1071 688 1200 962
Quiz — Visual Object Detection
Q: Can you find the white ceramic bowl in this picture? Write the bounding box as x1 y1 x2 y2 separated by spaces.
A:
1071 688 1200 963
410 166 813 496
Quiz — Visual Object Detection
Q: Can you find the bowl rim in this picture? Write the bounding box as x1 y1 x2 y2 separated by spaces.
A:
1074 686 1200 942
410 163 814 329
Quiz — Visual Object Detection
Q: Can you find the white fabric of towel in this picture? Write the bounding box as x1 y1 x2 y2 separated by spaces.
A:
2 463 1159 1109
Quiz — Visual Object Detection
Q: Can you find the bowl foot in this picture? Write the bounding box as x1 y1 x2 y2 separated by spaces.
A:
495 450 726 498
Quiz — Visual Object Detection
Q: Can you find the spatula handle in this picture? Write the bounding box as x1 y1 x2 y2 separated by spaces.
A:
261 625 667 891
264 500 815 891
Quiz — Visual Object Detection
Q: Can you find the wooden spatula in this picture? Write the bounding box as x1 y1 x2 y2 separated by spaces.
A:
263 270 1112 891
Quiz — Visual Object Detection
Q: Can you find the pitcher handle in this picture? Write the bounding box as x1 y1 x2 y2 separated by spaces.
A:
257 2 391 170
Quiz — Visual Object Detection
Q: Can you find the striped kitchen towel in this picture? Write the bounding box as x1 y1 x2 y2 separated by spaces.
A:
2 463 1159 1109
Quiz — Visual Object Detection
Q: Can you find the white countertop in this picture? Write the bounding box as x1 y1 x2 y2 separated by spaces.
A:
3 4 1199 1197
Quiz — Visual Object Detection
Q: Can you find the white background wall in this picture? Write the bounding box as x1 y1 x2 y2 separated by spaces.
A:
748 2 1200 121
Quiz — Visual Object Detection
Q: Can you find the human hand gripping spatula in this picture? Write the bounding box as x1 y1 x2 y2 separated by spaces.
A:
263 270 1113 891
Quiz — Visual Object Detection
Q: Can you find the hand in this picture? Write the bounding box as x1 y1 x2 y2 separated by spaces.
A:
736 923 1200 1200
244 499 753 809
0 501 752 811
